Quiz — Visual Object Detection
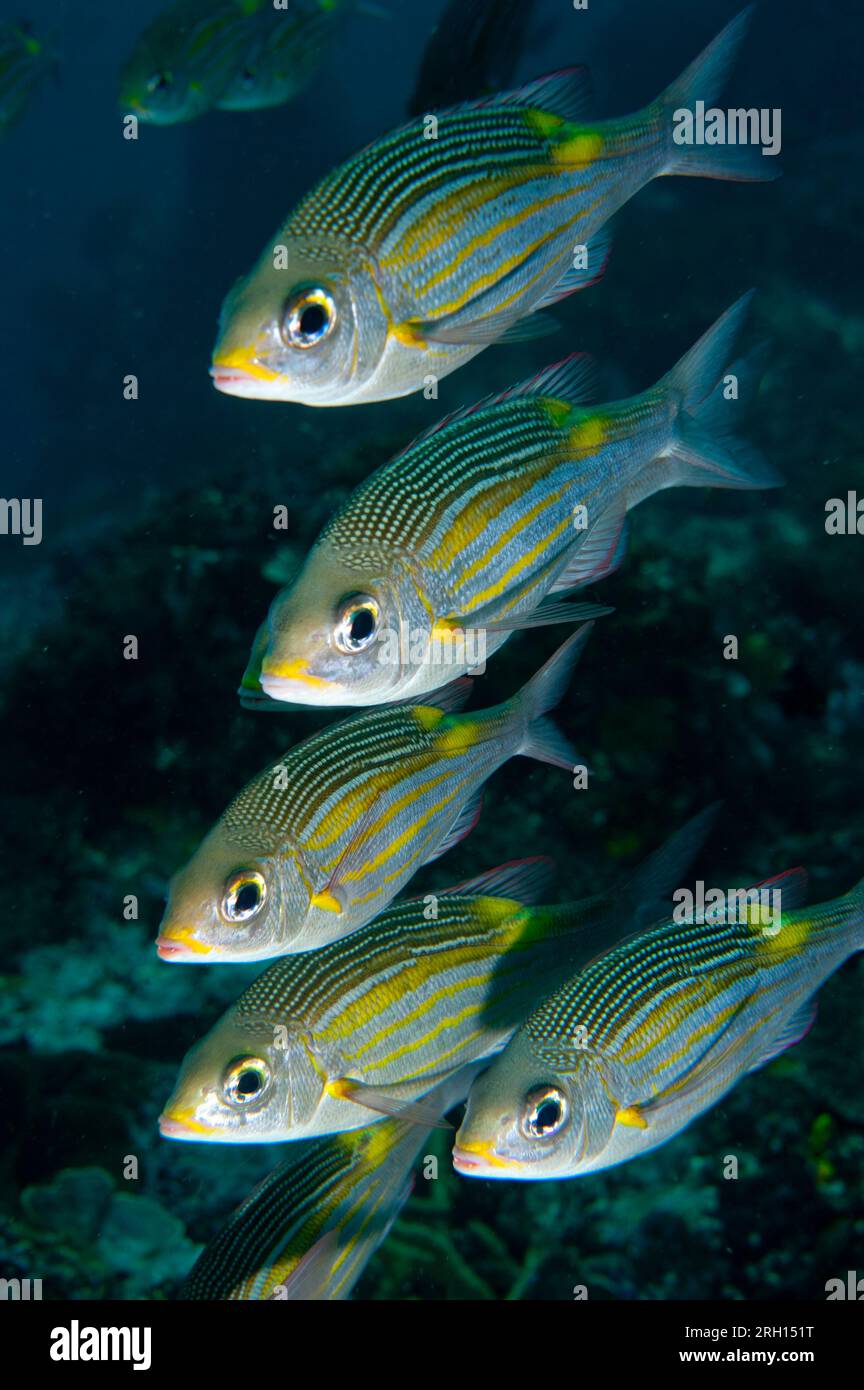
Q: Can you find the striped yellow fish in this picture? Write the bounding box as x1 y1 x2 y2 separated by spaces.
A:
454 866 864 1180
159 809 716 1142
248 294 778 709
157 626 595 962
183 1065 479 1300
211 9 778 404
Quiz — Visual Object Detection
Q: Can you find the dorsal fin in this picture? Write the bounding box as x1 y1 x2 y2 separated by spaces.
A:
435 856 556 905
396 355 597 459
454 66 593 123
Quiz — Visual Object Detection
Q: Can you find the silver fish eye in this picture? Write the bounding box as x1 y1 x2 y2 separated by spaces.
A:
521 1085 568 1140
280 287 336 350
223 869 267 923
223 1056 270 1106
334 595 380 654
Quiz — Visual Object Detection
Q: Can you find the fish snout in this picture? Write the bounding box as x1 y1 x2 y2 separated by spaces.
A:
158 1106 217 1140
155 928 213 961
452 1145 487 1173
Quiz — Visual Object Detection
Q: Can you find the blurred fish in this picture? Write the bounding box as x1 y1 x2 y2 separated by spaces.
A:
247 294 777 709
119 0 344 125
218 0 345 113
211 8 778 404
454 867 864 1180
157 626 596 962
0 21 54 137
408 0 537 116
184 1064 480 1299
159 809 716 1143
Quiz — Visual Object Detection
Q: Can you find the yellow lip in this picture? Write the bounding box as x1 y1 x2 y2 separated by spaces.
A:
211 345 279 383
453 1138 517 1171
157 924 213 956
159 1105 218 1137
261 657 332 689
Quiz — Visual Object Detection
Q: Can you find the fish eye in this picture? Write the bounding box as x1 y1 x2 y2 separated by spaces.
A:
334 595 380 653
146 70 172 95
222 870 267 923
223 1057 270 1106
280 287 336 349
521 1086 568 1140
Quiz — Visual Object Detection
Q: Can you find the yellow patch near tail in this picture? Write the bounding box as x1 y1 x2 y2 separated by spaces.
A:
554 132 605 167
569 416 606 453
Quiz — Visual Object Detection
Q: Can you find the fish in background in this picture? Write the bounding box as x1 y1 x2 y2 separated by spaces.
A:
454 867 864 1180
245 294 779 710
119 0 347 125
408 0 538 116
0 21 55 137
158 809 716 1144
184 1064 482 1300
211 8 779 405
157 626 602 962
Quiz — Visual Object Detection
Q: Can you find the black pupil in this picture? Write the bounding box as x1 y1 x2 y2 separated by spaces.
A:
299 303 327 338
349 608 374 643
238 1070 261 1097
534 1099 561 1133
154 73 169 91
235 881 260 913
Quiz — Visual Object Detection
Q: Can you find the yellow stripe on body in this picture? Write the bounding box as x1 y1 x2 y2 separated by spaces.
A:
640 997 744 1076
451 479 573 598
385 167 568 270
429 205 593 319
317 903 520 1045
614 977 725 1066
312 768 473 885
413 186 590 298
645 1006 788 1113
468 512 575 609
430 455 568 575
348 972 494 1065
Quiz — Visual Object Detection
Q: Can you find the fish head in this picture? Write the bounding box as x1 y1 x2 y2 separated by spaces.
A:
452 1032 592 1180
119 40 212 125
159 1010 323 1143
156 812 309 962
119 7 241 125
255 550 421 707
210 234 388 404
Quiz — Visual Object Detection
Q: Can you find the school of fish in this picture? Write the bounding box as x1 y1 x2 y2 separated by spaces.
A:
47 0 848 1300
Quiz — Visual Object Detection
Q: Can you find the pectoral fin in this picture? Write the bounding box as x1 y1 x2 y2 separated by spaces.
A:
327 1078 454 1129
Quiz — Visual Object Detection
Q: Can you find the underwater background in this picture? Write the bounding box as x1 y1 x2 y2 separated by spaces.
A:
2 0 863 1300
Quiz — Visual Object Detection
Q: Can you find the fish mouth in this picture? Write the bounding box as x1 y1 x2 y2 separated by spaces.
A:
452 1146 487 1174
155 930 213 961
260 660 338 704
452 1139 516 1175
210 365 260 397
210 347 281 397
158 1107 219 1140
